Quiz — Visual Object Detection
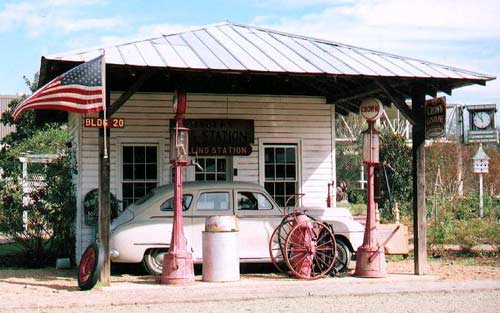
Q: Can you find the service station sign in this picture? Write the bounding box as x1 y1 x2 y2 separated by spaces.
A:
171 119 254 156
425 97 446 138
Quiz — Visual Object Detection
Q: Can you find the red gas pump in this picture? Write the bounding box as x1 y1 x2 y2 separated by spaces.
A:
354 98 387 278
161 90 195 285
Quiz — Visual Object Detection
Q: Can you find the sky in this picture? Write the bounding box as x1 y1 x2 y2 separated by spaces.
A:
0 0 499 106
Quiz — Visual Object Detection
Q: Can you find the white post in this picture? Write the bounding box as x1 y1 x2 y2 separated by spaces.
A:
479 173 484 218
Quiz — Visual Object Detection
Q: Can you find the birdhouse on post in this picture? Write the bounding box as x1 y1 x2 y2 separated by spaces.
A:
472 144 490 218
473 144 489 174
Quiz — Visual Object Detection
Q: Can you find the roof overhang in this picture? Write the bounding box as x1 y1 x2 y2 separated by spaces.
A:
35 21 495 121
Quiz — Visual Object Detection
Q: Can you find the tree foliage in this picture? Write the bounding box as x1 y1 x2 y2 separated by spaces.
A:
379 132 413 219
0 74 76 267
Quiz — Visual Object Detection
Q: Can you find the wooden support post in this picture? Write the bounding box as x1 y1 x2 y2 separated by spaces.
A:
411 87 427 275
98 92 111 286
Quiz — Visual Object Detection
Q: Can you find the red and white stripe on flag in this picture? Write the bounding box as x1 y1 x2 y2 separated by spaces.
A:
12 55 105 120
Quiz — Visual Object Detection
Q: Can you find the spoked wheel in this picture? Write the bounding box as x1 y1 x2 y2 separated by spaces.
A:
78 243 104 290
284 220 336 280
269 216 294 272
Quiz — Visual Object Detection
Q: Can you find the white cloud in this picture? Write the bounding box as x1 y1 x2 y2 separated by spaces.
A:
252 0 352 9
0 0 120 36
253 0 499 103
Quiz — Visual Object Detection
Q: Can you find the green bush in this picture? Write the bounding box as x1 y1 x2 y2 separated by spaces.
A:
428 218 500 248
0 155 76 267
379 133 412 220
348 189 366 204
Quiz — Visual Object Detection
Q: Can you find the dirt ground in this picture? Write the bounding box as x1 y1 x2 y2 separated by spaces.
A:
0 256 498 294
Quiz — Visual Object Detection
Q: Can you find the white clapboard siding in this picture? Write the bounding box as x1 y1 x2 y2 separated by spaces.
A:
0 95 17 141
73 92 335 260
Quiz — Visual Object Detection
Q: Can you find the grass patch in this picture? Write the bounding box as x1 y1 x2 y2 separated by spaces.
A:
350 203 367 216
428 218 500 247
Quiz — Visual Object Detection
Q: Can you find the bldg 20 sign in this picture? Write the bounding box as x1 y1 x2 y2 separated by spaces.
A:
171 119 254 156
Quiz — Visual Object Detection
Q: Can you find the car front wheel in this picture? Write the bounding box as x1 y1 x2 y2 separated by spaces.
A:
333 239 352 274
143 248 167 275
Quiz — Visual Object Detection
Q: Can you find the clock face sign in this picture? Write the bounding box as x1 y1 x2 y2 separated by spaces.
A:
473 112 491 129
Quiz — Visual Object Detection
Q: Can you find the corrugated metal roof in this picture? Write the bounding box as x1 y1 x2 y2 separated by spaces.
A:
44 21 494 82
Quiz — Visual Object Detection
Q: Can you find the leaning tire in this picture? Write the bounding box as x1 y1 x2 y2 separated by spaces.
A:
78 243 104 290
332 239 352 274
143 248 168 275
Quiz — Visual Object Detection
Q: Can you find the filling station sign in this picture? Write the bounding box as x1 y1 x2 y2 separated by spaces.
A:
171 119 254 156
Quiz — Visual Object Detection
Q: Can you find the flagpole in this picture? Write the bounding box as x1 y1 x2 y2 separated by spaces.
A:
100 50 108 159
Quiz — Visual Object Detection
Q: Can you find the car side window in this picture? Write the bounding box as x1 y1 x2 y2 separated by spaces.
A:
196 192 230 211
160 195 193 211
238 192 273 210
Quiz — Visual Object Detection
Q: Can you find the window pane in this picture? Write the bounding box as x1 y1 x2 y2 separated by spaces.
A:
275 148 285 163
146 164 157 180
161 195 193 211
206 159 216 172
286 165 296 180
275 182 284 195
123 147 134 163
206 173 216 181
134 183 146 198
275 196 285 208
123 164 134 180
146 146 157 163
123 183 133 198
264 183 274 196
265 165 275 179
195 173 205 181
286 148 296 164
216 159 224 173
196 192 230 210
134 146 146 163
285 182 296 195
257 193 273 210
216 174 226 181
134 164 145 180
238 192 257 210
265 148 275 164
275 165 285 179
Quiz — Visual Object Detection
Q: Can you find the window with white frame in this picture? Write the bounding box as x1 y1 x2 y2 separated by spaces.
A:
263 144 298 208
194 157 230 181
122 145 159 208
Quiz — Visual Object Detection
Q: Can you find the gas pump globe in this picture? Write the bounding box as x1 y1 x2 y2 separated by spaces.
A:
171 125 190 164
362 126 380 165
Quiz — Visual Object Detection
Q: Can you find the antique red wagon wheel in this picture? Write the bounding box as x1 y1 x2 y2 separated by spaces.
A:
284 220 336 279
269 215 294 272
78 243 104 290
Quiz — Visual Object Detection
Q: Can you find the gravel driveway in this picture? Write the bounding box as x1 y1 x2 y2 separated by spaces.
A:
0 258 498 312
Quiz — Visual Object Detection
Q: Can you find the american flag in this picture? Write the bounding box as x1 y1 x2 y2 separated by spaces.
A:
13 55 105 120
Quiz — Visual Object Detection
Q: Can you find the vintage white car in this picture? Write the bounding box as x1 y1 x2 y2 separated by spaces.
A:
110 181 364 275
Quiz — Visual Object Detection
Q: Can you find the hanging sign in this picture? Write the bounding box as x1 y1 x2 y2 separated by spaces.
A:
425 97 446 138
171 119 254 156
83 117 125 128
